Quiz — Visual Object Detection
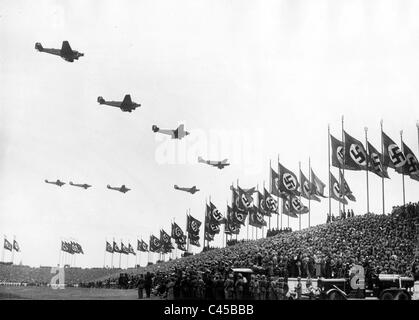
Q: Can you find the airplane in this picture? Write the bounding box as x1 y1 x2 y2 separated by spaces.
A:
174 185 200 194
97 95 140 112
107 184 130 193
35 41 84 62
152 124 189 140
45 179 65 187
198 156 230 169
69 182 92 189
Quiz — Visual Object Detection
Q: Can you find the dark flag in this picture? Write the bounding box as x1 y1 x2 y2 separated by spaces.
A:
278 162 300 195
160 229 171 246
310 169 327 197
300 170 320 202
70 242 78 254
113 241 121 253
177 235 187 245
189 233 200 247
149 235 161 252
225 205 240 234
4 239 12 251
187 214 202 236
329 172 348 205
120 242 129 255
205 232 215 242
171 222 185 242
401 142 419 181
61 241 70 253
282 198 298 218
137 239 148 252
234 186 254 212
76 242 84 254
257 191 270 216
289 195 309 214
367 142 390 178
382 131 407 173
177 242 187 251
270 168 281 196
106 241 114 253
128 243 136 255
330 134 345 169
339 170 356 201
13 240 20 252
248 206 267 228
264 188 278 213
343 131 368 170
208 202 225 224
205 219 221 234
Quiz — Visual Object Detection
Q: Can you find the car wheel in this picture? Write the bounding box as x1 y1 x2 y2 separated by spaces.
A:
328 291 345 300
394 291 410 300
380 292 394 300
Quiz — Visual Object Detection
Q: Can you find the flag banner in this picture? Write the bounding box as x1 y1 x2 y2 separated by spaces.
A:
113 241 121 253
137 239 148 252
367 142 390 178
257 191 270 216
339 170 356 202
264 188 278 213
310 169 327 197
120 242 129 255
282 198 298 218
382 131 407 173
162 241 174 253
208 202 225 224
189 234 200 247
249 206 267 228
225 205 241 234
329 172 348 205
289 195 309 214
106 241 114 253
231 210 247 226
4 239 12 251
343 131 368 170
401 142 419 181
70 242 78 255
278 162 300 195
149 235 162 252
128 243 136 255
300 170 321 202
205 220 221 234
176 234 187 245
171 222 185 241
270 168 282 196
233 186 254 212
76 242 84 254
160 229 171 245
13 240 20 252
205 231 215 242
187 214 202 236
330 134 345 168
177 242 187 251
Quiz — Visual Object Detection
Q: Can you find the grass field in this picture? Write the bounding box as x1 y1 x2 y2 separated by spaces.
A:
0 286 144 300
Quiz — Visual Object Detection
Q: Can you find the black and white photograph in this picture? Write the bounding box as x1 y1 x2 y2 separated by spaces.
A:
1 0 419 315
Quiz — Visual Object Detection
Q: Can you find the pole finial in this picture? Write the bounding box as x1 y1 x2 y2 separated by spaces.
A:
416 120 419 128
364 126 368 133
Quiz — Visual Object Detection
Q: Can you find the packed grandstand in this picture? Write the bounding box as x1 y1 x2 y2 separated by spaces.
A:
1 204 418 294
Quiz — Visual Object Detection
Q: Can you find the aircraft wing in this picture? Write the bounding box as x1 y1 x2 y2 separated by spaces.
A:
61 41 73 56
42 48 61 56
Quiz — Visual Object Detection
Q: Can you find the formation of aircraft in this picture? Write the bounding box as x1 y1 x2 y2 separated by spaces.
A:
97 94 140 113
69 182 92 189
152 124 189 140
45 179 65 187
35 41 84 62
198 156 230 169
174 185 200 194
107 184 130 193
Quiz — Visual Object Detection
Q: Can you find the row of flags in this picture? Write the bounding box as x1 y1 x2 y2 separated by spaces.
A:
3 237 20 252
105 241 136 255
61 241 84 254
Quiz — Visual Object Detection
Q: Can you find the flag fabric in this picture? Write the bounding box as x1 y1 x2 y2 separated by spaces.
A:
270 168 282 196
120 242 129 255
76 242 84 254
61 241 71 253
339 170 356 202
4 239 12 251
231 210 247 226
128 243 136 255
289 195 309 214
106 241 113 253
177 235 187 245
13 240 20 252
367 142 390 178
264 188 278 213
299 170 321 202
171 223 185 242
208 202 225 224
160 229 171 246
233 186 254 212
330 134 345 169
382 131 407 173
205 220 221 234
310 169 327 197
113 241 121 253
177 242 187 251
282 198 298 218
225 206 240 235
329 172 348 205
343 131 368 170
189 233 200 247
248 206 267 228
186 214 202 236
205 232 215 242
401 142 419 181
257 191 270 217
70 242 78 254
278 162 300 195
149 235 161 252
137 239 148 252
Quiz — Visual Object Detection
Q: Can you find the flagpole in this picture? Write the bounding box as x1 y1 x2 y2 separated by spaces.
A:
380 120 385 215
103 238 106 268
11 235 15 265
58 240 62 267
298 162 302 231
277 154 281 230
119 239 122 269
328 124 332 220
364 127 370 214
308 157 311 228
262 181 266 238
400 130 406 207
268 162 272 230
341 115 346 215
111 237 114 269
1 236 4 263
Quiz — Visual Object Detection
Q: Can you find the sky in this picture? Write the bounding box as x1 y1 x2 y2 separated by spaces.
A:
0 0 418 268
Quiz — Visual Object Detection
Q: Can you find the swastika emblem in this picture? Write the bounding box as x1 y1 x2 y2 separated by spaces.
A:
333 182 343 198
175 228 182 237
283 173 297 191
256 212 264 223
191 220 198 232
292 198 303 211
406 154 419 175
266 197 277 211
284 201 290 211
303 181 311 196
350 144 367 166
388 144 406 168
337 146 344 164
241 194 251 208
212 209 222 221
236 212 244 222
371 153 382 172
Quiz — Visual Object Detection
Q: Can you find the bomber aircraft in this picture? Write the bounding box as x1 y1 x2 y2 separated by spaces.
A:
35 41 84 62
198 156 230 169
174 185 200 194
45 179 65 187
152 124 189 140
69 182 92 189
97 95 140 112
107 184 130 193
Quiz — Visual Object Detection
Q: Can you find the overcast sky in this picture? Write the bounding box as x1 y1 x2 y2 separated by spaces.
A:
1 0 418 268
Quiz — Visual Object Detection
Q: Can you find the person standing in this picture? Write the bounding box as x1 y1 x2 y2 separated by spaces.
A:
137 274 145 299
144 272 152 298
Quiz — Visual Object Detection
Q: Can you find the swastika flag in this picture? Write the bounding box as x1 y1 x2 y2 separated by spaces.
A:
343 131 367 170
382 131 408 173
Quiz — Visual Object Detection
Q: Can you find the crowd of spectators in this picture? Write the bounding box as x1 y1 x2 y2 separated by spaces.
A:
266 227 292 238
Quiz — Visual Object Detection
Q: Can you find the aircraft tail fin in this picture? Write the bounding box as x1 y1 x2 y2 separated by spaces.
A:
107 184 111 188
35 42 43 51
198 156 204 163
122 94 132 105
152 125 160 132
61 41 73 55
174 185 179 189
97 96 105 104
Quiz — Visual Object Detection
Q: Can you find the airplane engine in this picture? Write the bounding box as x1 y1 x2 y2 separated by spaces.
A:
35 42 43 51
152 125 160 132
97 96 105 104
